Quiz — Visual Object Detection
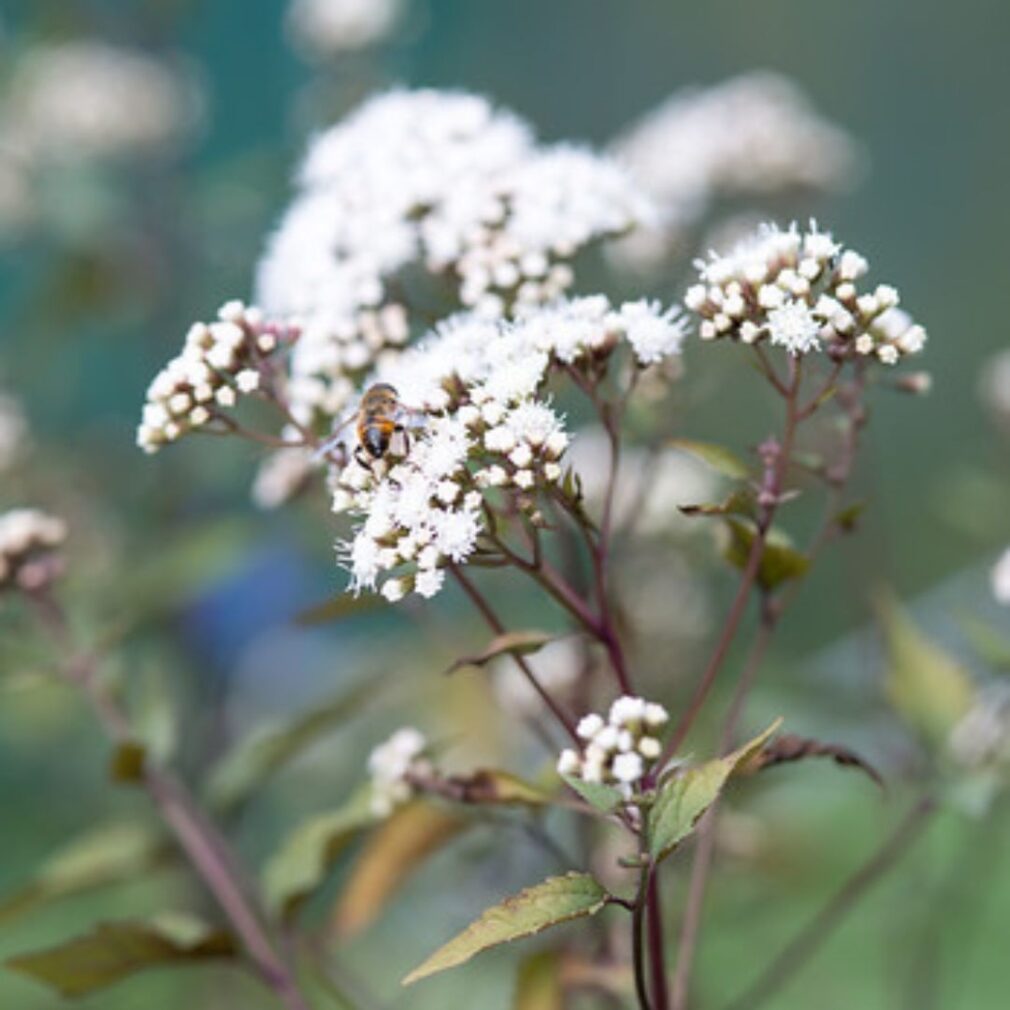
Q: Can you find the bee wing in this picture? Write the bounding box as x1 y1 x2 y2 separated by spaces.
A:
313 408 358 463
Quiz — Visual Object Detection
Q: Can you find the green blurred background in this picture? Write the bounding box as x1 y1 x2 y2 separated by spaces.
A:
1 1 1008 1008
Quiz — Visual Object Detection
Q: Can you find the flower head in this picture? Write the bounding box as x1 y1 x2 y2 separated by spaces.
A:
0 508 67 594
367 727 431 817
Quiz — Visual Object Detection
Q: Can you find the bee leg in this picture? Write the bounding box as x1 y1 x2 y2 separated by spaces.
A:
353 445 374 473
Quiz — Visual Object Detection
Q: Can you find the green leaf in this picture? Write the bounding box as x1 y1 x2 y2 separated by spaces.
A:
263 788 375 919
446 631 553 675
649 720 781 863
207 678 376 812
5 914 235 997
514 950 563 1010
834 501 867 533
334 801 468 938
668 439 749 480
0 822 167 926
679 488 757 520
295 592 386 627
402 873 608 986
723 519 809 590
877 593 974 745
560 774 624 814
956 613 1010 673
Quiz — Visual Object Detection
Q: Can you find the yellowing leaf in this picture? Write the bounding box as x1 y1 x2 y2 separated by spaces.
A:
334 801 467 938
263 788 374 919
877 594 974 745
514 950 563 1010
668 439 749 480
649 720 781 863
445 769 554 807
402 873 608 986
5 914 235 997
446 631 553 675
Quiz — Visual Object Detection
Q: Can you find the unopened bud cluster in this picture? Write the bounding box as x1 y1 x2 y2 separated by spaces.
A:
137 301 299 453
0 508 67 592
684 221 927 364
558 695 669 799
367 727 432 817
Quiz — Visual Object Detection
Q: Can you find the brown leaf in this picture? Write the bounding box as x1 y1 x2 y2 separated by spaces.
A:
445 631 552 675
750 734 884 789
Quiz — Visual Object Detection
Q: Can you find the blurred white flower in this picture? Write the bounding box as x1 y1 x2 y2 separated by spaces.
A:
979 349 1010 428
255 89 653 426
252 447 318 509
558 694 668 799
493 638 581 716
684 221 926 364
286 0 405 58
0 391 28 472
367 726 431 817
948 682 1010 771
0 508 67 592
137 301 299 453
2 42 201 162
992 548 1010 606
609 71 860 270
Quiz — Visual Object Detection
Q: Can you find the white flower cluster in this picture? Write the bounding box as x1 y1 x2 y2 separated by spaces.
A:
286 0 404 58
0 392 28 472
332 298 684 599
367 727 431 817
947 682 1010 773
992 548 1010 606
137 302 300 453
609 72 859 269
684 222 927 363
255 89 652 425
557 696 669 799
1 42 200 162
0 508 67 592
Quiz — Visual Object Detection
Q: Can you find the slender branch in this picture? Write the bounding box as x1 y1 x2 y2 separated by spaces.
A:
646 868 670 1010
633 865 656 1010
723 795 936 1010
449 563 579 744
28 595 311 1010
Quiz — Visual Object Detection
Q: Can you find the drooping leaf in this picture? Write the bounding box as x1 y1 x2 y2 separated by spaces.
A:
560 774 624 814
402 873 609 986
5 914 235 997
749 733 884 789
514 950 563 1010
207 678 376 812
334 801 468 938
295 592 386 627
263 788 375 919
109 740 147 784
0 822 167 926
441 769 554 807
723 519 809 590
446 631 553 676
668 439 749 480
877 593 974 746
649 720 781 863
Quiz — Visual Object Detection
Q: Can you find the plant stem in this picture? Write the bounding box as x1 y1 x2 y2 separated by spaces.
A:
633 865 656 1010
723 796 936 1010
29 595 311 1010
449 563 580 744
646 869 670 1010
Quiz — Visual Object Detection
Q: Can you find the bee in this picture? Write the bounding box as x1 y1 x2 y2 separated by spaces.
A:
318 383 426 471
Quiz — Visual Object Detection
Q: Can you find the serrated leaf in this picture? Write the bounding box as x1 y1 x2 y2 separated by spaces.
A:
723 519 809 590
5 914 235 997
207 678 376 812
877 594 974 746
668 439 749 479
649 720 781 863
294 592 386 627
263 788 375 919
402 873 608 986
0 822 167 926
514 950 563 1010
560 773 624 814
446 631 553 675
334 801 468 938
